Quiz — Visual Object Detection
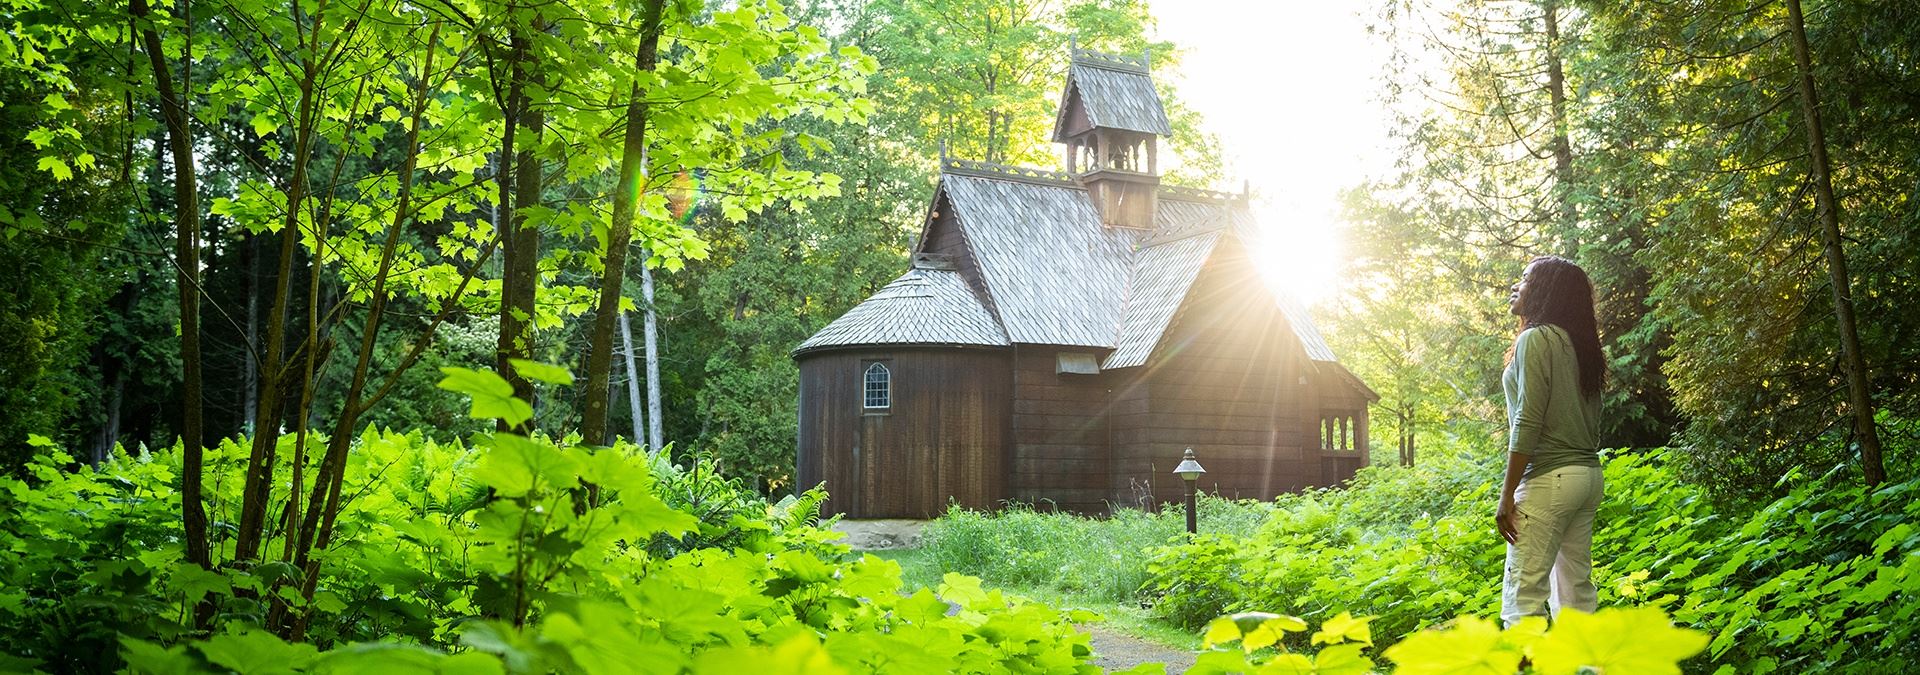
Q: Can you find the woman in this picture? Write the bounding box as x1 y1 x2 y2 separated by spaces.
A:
1494 255 1605 626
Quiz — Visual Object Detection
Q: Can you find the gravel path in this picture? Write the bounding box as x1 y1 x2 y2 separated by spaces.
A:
1083 624 1195 674
834 519 928 550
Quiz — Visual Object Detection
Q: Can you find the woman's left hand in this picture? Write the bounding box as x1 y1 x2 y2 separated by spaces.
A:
1495 498 1520 545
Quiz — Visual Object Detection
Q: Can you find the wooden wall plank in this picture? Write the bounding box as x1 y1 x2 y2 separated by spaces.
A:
799 348 1011 518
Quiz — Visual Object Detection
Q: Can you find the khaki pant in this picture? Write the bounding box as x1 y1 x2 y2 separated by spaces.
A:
1501 464 1604 625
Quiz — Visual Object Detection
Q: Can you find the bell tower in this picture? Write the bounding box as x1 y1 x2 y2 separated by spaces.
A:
1052 47 1172 230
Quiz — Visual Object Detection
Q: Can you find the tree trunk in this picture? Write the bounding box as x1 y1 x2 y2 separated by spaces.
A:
242 233 260 432
235 36 325 565
281 28 464 638
1542 0 1576 246
497 24 544 430
1784 0 1885 486
100 364 125 463
132 0 210 575
621 310 645 444
583 0 667 446
641 249 664 454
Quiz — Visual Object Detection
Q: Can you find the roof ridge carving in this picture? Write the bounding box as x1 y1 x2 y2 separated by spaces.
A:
941 158 1076 186
1159 184 1241 203
942 158 1246 202
1070 48 1150 74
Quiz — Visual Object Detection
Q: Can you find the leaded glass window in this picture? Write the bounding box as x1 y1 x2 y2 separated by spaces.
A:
863 363 890 409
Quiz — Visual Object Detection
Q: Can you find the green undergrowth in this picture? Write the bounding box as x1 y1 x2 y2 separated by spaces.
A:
1144 423 1920 673
0 367 1105 674
918 499 1270 605
896 494 1716 674
0 361 1847 673
910 425 1920 673
904 498 1275 652
873 546 1198 651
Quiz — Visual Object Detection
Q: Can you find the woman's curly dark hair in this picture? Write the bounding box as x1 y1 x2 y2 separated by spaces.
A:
1515 255 1605 397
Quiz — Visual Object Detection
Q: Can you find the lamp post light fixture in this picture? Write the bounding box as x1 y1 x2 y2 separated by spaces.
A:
1173 447 1206 534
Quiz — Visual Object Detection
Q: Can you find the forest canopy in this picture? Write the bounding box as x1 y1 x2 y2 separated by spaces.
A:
0 0 1910 502
0 0 1914 672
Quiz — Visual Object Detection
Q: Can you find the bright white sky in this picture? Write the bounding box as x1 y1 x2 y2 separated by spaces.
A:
1149 0 1400 307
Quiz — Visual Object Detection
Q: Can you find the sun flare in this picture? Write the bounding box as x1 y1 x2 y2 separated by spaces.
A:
1247 203 1344 308
1150 0 1393 310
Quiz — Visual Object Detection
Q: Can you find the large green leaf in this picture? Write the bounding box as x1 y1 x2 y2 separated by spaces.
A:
437 367 532 427
194 630 320 675
1530 607 1708 675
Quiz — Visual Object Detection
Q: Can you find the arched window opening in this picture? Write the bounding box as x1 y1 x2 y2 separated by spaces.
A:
1321 413 1355 452
863 362 891 409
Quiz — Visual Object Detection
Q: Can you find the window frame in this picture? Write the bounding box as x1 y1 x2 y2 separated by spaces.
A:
862 361 892 412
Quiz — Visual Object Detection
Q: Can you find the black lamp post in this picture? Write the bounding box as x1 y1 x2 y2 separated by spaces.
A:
1173 447 1206 534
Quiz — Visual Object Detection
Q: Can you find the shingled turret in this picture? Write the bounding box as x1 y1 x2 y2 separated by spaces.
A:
1053 48 1171 229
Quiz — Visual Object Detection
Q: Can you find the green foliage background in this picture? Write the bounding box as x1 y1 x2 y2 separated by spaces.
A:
1334 0 1919 501
919 426 1920 672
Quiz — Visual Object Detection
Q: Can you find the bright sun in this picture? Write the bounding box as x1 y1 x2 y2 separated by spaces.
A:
1150 0 1394 310
1248 203 1343 308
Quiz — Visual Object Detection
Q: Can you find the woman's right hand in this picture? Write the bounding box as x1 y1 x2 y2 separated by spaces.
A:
1495 497 1520 545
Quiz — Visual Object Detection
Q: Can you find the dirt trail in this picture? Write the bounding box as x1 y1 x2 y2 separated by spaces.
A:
1082 625 1196 674
833 519 927 550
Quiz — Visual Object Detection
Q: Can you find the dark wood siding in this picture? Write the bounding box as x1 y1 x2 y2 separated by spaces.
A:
1106 369 1156 509
797 347 1011 518
1060 88 1093 139
1009 346 1113 513
1116 239 1324 505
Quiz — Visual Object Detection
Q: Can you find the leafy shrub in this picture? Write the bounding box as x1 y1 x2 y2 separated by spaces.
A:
1136 451 1505 633
1144 430 1920 672
0 370 1103 674
1190 606 1707 675
646 452 839 558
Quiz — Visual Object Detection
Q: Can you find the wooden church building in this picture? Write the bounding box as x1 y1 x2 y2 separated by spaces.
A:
794 48 1377 518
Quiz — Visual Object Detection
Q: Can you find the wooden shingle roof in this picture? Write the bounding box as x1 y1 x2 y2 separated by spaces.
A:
793 266 1009 355
942 171 1138 347
1105 231 1219 369
1051 50 1173 141
798 160 1347 366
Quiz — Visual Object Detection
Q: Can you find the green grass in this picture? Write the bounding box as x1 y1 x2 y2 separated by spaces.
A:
866 499 1274 651
869 546 1201 650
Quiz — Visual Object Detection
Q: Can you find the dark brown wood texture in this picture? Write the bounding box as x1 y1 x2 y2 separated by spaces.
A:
1008 346 1115 513
1059 87 1094 140
1081 167 1158 230
1116 240 1329 505
797 348 1011 518
919 192 993 300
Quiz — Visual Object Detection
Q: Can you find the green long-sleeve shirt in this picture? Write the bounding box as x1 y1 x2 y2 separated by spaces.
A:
1502 325 1602 478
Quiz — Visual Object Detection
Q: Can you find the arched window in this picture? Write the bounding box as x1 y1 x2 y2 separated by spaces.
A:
863 362 891 409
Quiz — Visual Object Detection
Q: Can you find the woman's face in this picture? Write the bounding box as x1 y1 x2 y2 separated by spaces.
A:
1509 262 1537 316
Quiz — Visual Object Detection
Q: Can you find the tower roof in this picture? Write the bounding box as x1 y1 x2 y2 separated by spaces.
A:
1051 49 1173 142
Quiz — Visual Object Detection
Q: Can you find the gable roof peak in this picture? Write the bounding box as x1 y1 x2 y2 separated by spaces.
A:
1053 47 1173 142
1069 47 1152 75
